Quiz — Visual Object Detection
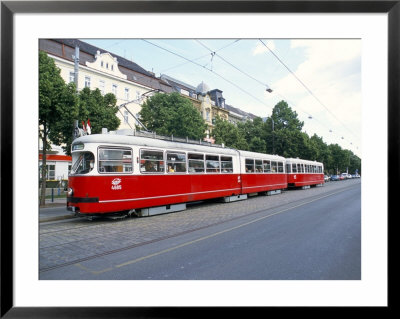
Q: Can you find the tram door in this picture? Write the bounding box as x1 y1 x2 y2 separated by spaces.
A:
237 153 243 194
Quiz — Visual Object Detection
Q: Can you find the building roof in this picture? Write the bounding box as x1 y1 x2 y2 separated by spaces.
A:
224 104 258 120
160 74 197 92
40 39 173 92
54 39 154 77
196 81 210 95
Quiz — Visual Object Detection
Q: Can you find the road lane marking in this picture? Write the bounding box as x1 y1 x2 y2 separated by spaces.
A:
114 188 350 269
75 186 356 275
75 263 113 275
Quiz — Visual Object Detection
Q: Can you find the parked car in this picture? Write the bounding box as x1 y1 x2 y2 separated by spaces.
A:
340 173 349 180
331 175 340 181
324 175 330 182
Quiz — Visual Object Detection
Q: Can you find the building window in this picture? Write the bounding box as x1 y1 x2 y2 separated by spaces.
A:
206 110 210 122
124 88 130 100
112 84 117 96
69 72 75 83
124 110 129 123
101 61 104 67
111 65 114 71
136 91 141 100
99 80 105 94
39 164 55 180
84 76 91 88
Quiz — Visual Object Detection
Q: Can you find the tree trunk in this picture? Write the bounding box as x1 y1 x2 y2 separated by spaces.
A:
39 125 47 206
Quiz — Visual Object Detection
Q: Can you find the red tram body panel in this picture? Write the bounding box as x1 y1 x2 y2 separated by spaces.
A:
67 132 322 216
285 158 324 188
68 173 242 214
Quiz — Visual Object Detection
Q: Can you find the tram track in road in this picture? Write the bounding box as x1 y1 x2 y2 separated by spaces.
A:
39 180 360 274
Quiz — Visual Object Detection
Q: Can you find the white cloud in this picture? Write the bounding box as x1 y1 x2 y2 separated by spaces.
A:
265 39 362 152
252 40 275 55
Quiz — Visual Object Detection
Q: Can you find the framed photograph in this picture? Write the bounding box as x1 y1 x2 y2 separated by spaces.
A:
2 0 396 317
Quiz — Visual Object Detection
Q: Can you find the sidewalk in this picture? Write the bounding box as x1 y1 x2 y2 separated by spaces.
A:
39 197 76 223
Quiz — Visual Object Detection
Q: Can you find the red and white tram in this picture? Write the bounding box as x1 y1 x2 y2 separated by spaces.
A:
285 158 324 189
67 131 287 217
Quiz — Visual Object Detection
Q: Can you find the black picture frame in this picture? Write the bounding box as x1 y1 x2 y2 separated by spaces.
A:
1 1 396 317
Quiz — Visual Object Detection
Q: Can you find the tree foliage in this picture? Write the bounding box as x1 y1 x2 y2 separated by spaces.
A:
139 92 207 140
39 51 121 204
39 51 78 205
211 99 361 175
78 87 120 137
212 116 248 150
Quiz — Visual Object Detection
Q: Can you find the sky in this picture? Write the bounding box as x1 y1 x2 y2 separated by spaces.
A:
83 38 361 158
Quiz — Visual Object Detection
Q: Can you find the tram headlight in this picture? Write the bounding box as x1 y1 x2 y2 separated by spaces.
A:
67 187 74 196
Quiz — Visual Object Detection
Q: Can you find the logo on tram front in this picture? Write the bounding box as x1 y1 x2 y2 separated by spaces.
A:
111 178 122 190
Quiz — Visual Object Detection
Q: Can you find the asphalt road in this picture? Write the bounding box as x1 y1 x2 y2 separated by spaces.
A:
40 180 360 280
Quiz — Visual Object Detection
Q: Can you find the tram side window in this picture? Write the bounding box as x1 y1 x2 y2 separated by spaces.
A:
255 160 263 173
221 156 233 173
245 159 255 173
188 153 204 173
292 163 297 173
271 161 277 173
286 164 291 173
206 155 220 173
263 160 271 173
98 148 132 173
140 149 164 173
278 162 284 173
305 165 309 173
167 152 187 173
297 164 302 173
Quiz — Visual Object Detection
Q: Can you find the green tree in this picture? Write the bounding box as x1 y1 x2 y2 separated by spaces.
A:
249 136 266 153
39 51 78 205
271 100 304 131
139 92 207 140
77 87 120 142
212 116 248 150
328 144 346 174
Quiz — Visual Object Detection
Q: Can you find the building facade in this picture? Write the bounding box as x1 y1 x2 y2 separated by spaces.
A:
39 39 258 180
39 39 173 131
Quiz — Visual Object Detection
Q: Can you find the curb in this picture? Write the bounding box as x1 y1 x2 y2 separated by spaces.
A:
40 214 77 223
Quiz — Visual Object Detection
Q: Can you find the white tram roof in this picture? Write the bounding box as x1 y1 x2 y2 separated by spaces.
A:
238 150 285 161
285 157 323 166
73 132 239 156
73 132 286 161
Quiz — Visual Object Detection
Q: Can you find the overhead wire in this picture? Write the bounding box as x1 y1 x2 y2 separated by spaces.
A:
142 39 359 154
142 39 273 110
196 40 357 151
160 39 240 73
258 39 361 144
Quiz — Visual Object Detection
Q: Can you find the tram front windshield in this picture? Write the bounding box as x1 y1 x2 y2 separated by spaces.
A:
71 152 94 174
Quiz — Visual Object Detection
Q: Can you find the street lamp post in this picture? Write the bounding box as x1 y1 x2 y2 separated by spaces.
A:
271 117 275 154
